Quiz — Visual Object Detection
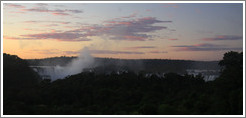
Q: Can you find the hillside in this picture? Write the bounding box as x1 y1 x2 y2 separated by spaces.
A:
26 57 220 74
3 52 243 115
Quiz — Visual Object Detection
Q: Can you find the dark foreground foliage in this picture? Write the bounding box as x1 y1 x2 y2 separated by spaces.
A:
3 51 243 115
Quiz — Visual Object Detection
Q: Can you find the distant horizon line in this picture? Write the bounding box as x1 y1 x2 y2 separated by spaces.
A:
25 55 220 62
3 52 223 62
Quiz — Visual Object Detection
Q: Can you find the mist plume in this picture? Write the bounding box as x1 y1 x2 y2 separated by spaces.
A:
51 47 94 80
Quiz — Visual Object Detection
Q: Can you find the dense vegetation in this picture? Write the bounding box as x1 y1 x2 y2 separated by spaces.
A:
3 51 243 115
3 53 41 114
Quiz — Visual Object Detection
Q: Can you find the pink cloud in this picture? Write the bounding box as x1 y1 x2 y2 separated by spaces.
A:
69 17 169 41
117 21 133 25
21 7 83 16
105 21 133 26
20 32 91 42
138 17 153 21
126 46 156 50
13 17 170 42
21 32 71 39
172 43 242 51
149 51 168 54
30 49 80 55
60 22 70 24
22 8 83 13
22 8 49 12
202 35 242 41
52 12 70 16
22 28 45 32
42 24 59 27
124 36 146 41
30 49 145 56
4 36 34 40
23 21 71 25
137 17 172 24
5 3 25 8
102 17 169 41
194 43 220 47
10 11 25 14
168 38 178 41
23 28 31 31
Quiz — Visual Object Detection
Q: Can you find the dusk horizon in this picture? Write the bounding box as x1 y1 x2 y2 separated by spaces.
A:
2 2 244 116
3 2 243 61
21 53 222 62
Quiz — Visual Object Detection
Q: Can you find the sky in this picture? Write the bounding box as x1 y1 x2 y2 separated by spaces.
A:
2 2 244 61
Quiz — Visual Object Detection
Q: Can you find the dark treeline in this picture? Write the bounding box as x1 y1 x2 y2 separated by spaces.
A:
27 57 220 74
3 51 243 115
27 56 76 66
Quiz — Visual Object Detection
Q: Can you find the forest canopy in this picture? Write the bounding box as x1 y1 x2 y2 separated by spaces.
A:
3 51 243 115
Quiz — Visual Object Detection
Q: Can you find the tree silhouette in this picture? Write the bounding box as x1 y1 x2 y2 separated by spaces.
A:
3 51 243 115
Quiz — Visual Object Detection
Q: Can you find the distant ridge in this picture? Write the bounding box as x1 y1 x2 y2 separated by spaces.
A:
26 56 220 74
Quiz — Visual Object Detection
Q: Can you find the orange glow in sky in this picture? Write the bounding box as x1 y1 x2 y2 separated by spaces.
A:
3 2 243 61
